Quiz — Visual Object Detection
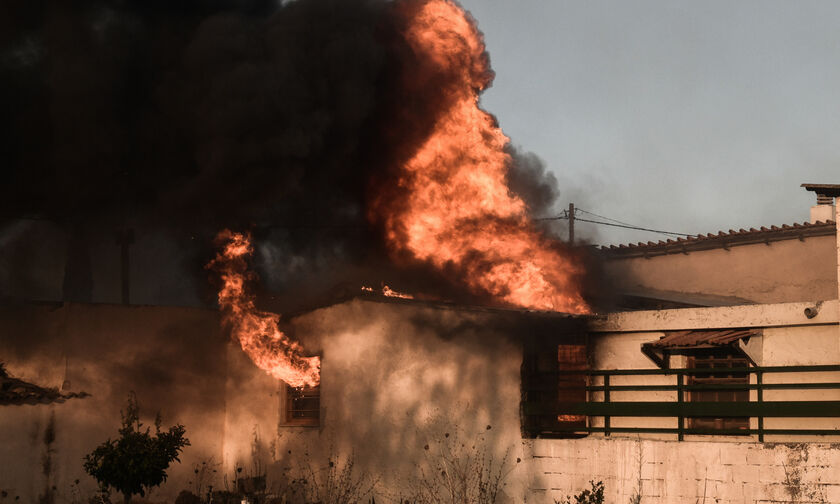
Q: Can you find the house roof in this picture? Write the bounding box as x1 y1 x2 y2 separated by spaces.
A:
269 280 593 320
282 289 590 320
600 220 835 259
0 364 89 406
643 328 759 350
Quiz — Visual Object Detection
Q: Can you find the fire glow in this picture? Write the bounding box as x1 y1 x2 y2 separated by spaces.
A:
374 0 590 314
361 285 415 299
208 230 320 387
209 0 589 383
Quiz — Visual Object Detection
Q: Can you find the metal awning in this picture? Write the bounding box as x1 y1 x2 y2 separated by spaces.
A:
641 329 761 368
644 329 759 350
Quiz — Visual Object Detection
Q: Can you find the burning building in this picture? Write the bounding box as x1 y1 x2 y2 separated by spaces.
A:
2 0 840 502
2 184 840 503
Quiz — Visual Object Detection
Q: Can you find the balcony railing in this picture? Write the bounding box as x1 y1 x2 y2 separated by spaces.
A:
522 364 840 441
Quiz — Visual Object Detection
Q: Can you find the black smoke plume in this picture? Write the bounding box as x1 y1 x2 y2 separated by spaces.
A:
0 0 575 309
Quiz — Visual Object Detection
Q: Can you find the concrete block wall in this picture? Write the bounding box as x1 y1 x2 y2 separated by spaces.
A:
527 437 840 504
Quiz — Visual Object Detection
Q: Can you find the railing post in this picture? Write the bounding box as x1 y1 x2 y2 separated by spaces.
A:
756 369 764 442
604 374 611 437
677 371 684 441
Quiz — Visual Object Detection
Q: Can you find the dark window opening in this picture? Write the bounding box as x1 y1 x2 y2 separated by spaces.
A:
522 336 588 438
686 349 749 433
284 384 320 426
557 343 587 429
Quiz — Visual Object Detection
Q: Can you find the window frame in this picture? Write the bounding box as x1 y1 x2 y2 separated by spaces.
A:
684 347 750 433
521 334 590 439
280 383 321 427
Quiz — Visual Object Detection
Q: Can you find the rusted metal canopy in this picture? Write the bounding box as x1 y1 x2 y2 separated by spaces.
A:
644 329 759 350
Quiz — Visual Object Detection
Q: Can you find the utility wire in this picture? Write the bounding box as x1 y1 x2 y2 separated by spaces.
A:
575 208 638 228
539 209 696 238
573 216 695 237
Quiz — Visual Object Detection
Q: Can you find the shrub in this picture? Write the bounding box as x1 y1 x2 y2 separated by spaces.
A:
83 393 190 504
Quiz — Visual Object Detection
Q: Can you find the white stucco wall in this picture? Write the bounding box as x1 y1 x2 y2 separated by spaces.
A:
529 437 840 504
531 302 840 503
605 234 837 304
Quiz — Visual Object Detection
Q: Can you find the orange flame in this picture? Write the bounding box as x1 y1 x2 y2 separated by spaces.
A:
208 230 320 387
377 0 589 314
382 285 414 299
361 284 415 299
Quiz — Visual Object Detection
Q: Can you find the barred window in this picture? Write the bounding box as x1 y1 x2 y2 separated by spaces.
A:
284 384 320 426
556 343 587 429
686 349 749 432
522 337 588 438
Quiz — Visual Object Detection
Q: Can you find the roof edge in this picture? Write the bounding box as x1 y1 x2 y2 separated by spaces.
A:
589 299 839 333
600 220 835 259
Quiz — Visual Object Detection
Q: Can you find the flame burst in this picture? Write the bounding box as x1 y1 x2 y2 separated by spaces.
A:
209 230 320 387
378 0 589 314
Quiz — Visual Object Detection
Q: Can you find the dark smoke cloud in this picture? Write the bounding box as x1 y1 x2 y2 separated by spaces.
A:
506 146 559 219
0 0 591 309
2 0 390 225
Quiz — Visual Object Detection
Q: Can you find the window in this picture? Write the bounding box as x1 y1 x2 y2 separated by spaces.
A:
556 343 587 429
642 329 757 435
686 348 749 433
521 336 588 438
283 384 320 426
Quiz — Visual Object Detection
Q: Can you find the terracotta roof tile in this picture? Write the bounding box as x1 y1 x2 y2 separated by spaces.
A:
601 220 835 259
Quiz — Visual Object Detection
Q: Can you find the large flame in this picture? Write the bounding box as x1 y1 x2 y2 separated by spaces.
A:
208 230 320 387
376 0 589 314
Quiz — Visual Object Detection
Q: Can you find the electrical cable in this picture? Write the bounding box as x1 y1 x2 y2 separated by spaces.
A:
575 208 639 228
572 217 695 237
539 211 696 238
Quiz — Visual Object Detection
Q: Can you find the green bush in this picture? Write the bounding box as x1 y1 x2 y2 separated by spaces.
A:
83 393 190 504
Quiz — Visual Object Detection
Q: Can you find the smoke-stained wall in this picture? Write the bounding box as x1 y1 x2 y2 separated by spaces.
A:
0 298 577 502
1 296 598 503
0 302 227 503
221 297 587 501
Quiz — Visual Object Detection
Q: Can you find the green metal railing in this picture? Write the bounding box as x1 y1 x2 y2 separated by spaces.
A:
522 365 840 441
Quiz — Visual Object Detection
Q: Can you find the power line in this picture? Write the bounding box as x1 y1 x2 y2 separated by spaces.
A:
539 210 695 238
575 208 638 228
573 216 695 237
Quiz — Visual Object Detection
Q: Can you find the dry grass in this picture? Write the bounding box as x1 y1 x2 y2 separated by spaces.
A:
398 425 518 504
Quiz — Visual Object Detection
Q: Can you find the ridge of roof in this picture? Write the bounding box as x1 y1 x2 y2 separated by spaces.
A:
600 220 836 259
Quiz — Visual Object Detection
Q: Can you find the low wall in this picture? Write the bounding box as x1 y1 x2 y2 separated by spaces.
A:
528 436 840 504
